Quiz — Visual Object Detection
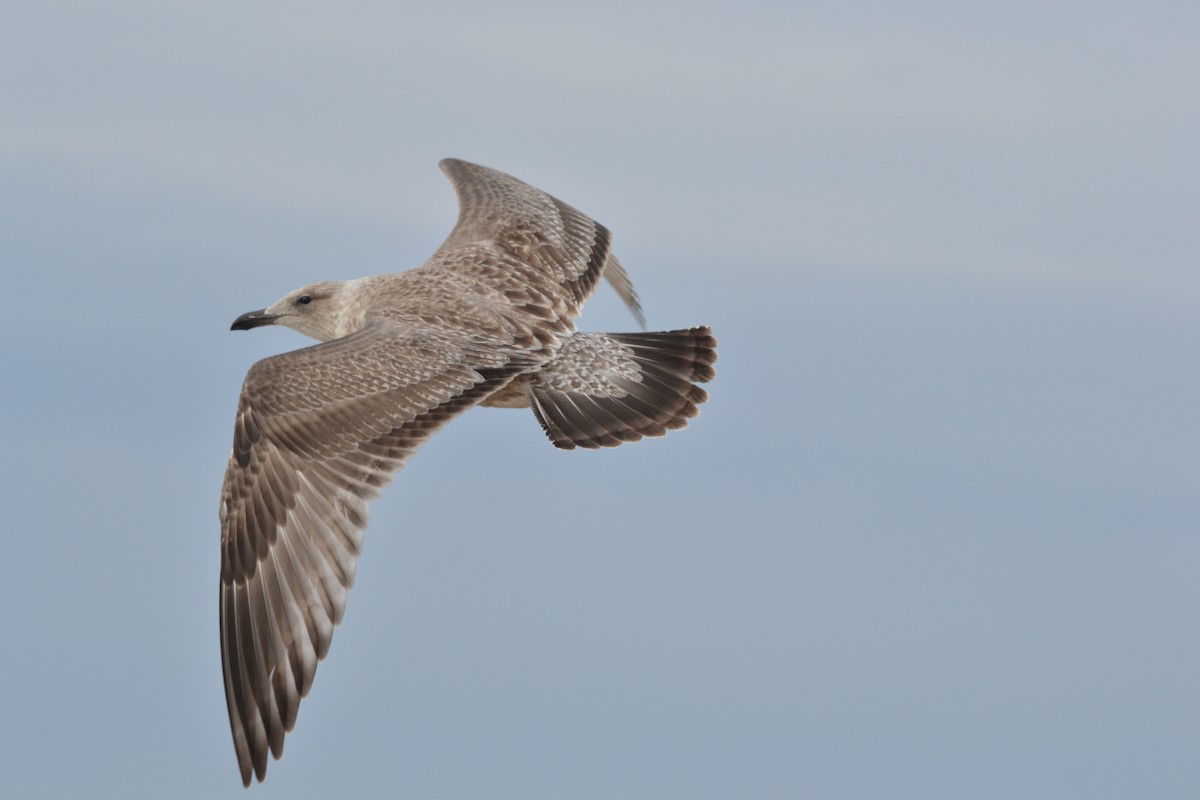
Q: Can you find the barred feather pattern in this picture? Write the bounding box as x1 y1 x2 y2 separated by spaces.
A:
526 327 717 450
218 159 716 786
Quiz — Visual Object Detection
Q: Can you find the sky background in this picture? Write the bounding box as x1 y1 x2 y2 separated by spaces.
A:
2 2 1197 798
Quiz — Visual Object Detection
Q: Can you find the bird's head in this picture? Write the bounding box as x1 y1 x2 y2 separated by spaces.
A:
231 280 363 342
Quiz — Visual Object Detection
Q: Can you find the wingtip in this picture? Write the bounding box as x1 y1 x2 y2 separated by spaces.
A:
438 157 475 175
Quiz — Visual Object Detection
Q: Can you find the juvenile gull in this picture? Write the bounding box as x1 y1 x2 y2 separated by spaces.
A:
219 158 717 785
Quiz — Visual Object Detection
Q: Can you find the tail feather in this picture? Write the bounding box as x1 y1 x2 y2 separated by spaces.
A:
527 326 716 450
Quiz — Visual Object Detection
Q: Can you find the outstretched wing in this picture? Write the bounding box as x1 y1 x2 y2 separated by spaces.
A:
434 158 641 324
219 321 527 785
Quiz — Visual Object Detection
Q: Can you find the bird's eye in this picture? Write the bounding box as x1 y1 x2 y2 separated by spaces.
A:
297 294 313 306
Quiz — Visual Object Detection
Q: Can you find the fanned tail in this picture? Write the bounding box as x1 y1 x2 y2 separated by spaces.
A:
527 327 717 450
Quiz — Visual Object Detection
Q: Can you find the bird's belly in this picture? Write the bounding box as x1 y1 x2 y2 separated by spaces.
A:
481 377 530 408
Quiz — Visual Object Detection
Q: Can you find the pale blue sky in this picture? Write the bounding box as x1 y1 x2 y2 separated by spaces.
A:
2 2 1197 798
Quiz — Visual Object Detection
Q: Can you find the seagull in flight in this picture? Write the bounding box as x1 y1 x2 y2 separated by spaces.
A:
220 159 717 785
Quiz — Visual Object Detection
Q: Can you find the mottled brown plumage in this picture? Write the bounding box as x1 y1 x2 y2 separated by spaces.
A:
219 159 716 785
